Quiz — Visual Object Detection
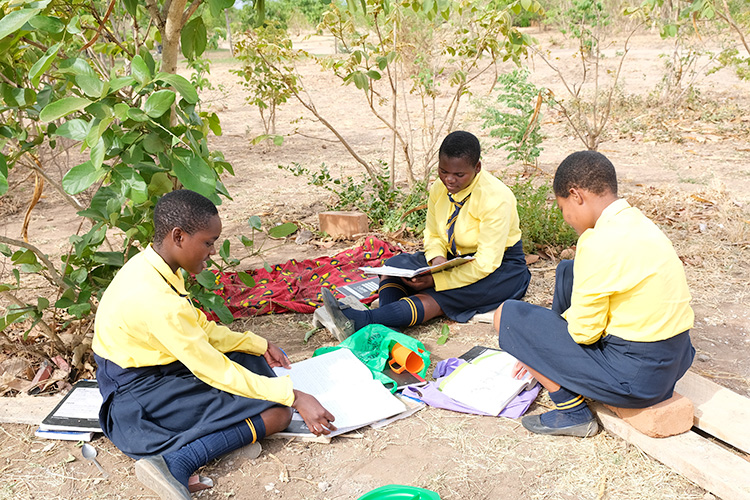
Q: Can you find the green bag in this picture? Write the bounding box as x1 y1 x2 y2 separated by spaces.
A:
314 324 431 393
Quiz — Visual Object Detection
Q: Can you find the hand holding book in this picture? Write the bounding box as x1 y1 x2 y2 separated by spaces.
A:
359 255 475 278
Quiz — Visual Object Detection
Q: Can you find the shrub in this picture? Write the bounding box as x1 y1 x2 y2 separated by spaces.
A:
279 163 428 236
509 177 577 254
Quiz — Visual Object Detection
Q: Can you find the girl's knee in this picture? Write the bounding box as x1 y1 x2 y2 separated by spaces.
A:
261 406 293 436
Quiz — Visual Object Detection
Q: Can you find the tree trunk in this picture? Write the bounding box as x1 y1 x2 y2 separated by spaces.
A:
225 9 234 57
160 0 189 75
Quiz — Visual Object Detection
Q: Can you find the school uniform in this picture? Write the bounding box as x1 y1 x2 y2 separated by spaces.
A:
386 169 530 322
498 199 695 408
93 245 292 458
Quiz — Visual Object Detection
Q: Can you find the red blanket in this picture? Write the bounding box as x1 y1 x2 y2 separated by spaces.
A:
213 237 398 318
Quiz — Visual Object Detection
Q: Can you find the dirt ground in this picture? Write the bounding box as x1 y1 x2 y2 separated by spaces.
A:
1 27 749 500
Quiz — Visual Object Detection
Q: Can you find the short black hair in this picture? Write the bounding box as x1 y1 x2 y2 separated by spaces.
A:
553 151 618 198
153 189 218 243
438 131 481 166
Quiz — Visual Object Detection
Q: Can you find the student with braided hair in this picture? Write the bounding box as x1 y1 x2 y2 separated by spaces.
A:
322 131 530 336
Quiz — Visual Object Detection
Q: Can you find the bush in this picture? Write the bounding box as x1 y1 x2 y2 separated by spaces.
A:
509 177 577 254
480 68 546 170
279 162 428 236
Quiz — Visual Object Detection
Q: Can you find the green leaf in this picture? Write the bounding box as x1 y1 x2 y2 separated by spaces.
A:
123 0 138 17
112 166 148 204
69 267 87 284
366 70 381 80
62 161 104 194
0 310 31 333
109 76 136 92
39 97 92 122
92 251 124 267
68 302 91 318
130 55 151 85
29 42 61 87
268 222 297 239
181 17 207 60
144 89 176 118
113 103 129 120
206 112 221 136
55 119 91 141
520 0 531 10
57 57 95 77
76 75 105 98
196 270 219 289
237 271 255 288
127 107 149 122
0 9 40 40
143 133 165 154
171 154 216 197
0 162 7 196
248 215 262 231
238 235 253 248
29 15 65 33
37 297 49 311
437 323 449 345
155 73 198 104
11 249 37 265
90 138 106 169
219 239 231 261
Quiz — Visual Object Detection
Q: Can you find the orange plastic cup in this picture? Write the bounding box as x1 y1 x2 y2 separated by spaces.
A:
388 342 425 374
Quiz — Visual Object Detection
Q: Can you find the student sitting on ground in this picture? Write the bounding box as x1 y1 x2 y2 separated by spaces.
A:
322 130 530 337
93 190 335 500
494 151 695 437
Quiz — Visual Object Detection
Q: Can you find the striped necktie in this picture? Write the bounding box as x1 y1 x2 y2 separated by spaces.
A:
447 193 470 255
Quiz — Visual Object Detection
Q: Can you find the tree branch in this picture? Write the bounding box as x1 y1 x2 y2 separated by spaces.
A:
182 0 203 27
1 291 67 353
0 235 67 290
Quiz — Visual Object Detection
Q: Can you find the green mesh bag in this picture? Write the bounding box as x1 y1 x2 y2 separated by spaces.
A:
314 324 431 393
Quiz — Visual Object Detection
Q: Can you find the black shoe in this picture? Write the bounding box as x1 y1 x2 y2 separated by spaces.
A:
321 288 355 341
135 455 192 500
522 411 599 438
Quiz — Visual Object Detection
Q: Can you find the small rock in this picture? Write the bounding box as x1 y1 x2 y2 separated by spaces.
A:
296 229 314 245
318 481 331 492
560 248 575 260
265 483 275 492
697 353 710 362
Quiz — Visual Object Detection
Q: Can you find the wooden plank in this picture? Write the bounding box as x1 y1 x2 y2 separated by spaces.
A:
593 403 750 500
675 370 750 454
0 395 62 425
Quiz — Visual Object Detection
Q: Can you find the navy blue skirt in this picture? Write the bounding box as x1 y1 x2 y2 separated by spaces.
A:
498 299 695 408
95 352 280 459
385 240 530 322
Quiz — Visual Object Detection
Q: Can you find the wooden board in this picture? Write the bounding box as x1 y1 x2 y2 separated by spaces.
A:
675 370 750 454
0 395 62 425
593 403 750 500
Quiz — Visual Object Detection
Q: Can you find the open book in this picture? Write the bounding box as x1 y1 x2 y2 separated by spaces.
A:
439 349 536 416
272 349 406 439
359 255 475 278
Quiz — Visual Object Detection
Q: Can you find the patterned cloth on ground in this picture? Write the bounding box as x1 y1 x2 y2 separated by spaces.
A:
209 237 399 319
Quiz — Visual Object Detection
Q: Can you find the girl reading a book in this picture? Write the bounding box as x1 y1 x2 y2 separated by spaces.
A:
93 190 335 500
322 131 530 337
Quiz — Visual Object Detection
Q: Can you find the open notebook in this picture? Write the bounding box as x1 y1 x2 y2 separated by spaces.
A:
439 349 536 415
273 349 406 438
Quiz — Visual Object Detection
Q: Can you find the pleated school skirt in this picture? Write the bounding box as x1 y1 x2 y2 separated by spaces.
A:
95 352 280 459
385 240 531 322
497 300 695 408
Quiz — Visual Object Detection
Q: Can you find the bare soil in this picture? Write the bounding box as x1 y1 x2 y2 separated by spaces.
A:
1 28 749 500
